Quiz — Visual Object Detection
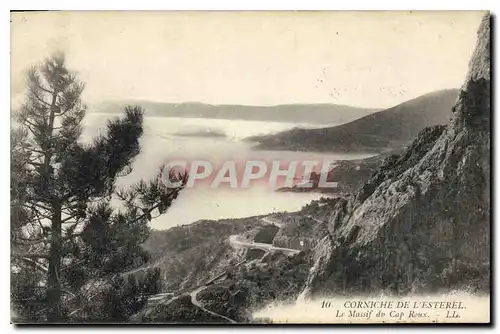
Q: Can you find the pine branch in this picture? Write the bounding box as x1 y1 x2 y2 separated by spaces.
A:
65 278 115 318
60 258 86 272
33 82 56 96
28 88 51 107
26 154 44 165
17 208 50 237
21 121 40 138
29 148 48 155
12 252 49 259
61 215 79 223
17 257 49 272
14 237 47 246
22 202 52 218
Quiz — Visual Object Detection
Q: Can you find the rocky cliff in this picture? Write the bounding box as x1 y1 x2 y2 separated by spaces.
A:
300 15 490 298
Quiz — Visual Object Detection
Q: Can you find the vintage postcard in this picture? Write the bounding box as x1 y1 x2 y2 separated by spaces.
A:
10 11 490 324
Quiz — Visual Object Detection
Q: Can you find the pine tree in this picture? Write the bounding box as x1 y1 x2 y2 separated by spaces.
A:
11 52 186 322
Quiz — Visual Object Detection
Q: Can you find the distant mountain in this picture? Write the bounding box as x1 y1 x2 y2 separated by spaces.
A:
173 128 227 138
249 89 459 153
92 101 380 124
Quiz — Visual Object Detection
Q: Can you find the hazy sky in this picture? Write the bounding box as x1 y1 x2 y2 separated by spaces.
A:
11 11 485 108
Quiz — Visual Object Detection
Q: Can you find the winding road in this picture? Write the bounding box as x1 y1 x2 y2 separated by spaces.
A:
228 235 301 255
260 216 284 227
304 214 326 224
189 287 237 324
144 215 305 322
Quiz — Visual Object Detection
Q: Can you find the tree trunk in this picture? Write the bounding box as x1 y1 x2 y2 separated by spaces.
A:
47 200 62 322
46 90 62 322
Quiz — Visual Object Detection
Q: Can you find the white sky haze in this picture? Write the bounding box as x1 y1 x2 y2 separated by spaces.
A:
11 11 485 108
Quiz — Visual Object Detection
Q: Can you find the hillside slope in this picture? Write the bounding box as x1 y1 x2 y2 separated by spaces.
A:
250 89 459 153
300 15 490 298
140 217 267 292
93 101 379 124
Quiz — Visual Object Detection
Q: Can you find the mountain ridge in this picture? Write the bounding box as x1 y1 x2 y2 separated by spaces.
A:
92 100 381 124
249 88 459 153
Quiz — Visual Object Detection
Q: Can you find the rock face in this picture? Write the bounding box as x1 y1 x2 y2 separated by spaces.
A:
301 15 490 298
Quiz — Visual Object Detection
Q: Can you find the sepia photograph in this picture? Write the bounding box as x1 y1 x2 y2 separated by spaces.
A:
10 10 490 324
